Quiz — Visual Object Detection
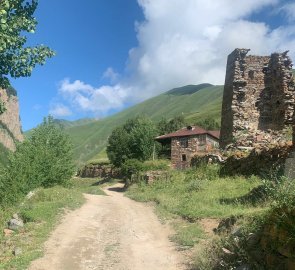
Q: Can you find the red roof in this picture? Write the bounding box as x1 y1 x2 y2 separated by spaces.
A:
207 130 220 139
155 126 220 141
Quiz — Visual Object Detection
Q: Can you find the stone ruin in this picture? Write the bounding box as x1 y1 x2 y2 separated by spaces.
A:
220 48 295 149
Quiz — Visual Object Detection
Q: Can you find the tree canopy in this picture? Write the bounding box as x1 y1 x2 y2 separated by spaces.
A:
157 115 186 135
0 0 55 112
107 116 158 167
0 116 75 205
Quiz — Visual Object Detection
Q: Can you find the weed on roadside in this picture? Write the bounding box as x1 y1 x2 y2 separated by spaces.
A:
0 186 84 270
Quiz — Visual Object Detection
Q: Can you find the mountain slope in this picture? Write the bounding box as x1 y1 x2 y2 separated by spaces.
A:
64 84 223 165
53 118 96 129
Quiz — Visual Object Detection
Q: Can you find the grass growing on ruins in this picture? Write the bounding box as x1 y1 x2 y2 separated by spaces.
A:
126 165 267 220
0 177 107 270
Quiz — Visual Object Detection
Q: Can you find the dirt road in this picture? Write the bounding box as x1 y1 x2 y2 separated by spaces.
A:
28 183 186 270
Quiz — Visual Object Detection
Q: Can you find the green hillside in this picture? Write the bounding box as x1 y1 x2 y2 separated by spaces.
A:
53 118 96 129
64 84 223 165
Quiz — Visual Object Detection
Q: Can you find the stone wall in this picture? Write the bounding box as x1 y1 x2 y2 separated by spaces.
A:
220 144 292 177
171 134 219 169
0 88 23 151
77 163 121 178
220 49 295 149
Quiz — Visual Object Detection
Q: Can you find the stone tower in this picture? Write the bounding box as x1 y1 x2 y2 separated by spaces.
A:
220 48 295 148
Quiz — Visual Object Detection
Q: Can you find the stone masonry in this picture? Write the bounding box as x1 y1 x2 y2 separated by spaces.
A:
220 48 295 149
171 134 219 169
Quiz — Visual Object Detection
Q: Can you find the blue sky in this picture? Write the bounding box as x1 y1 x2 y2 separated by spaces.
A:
11 0 295 131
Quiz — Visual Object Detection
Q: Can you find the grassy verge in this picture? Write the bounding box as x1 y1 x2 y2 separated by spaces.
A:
0 177 107 270
125 165 269 258
69 177 108 195
126 166 267 220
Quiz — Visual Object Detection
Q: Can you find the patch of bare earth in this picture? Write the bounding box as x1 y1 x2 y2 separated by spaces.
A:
28 183 186 270
198 218 219 235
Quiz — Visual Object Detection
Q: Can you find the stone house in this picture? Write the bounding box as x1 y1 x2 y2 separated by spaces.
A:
155 126 220 169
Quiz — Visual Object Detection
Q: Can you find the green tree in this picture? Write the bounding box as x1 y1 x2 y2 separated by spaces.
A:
107 116 158 167
195 118 220 130
128 117 158 161
106 126 130 167
0 0 55 112
157 115 186 135
0 116 75 205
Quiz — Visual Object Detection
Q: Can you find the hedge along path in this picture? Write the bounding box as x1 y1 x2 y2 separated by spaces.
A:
28 183 185 270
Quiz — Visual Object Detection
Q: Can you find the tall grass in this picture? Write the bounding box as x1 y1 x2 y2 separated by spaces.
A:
0 186 85 270
126 165 265 220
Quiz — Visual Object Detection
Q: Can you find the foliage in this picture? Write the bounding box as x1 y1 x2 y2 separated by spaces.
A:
126 166 264 220
107 116 158 167
195 117 220 130
0 0 55 114
121 159 144 179
0 116 75 206
141 159 170 171
0 0 55 88
0 186 85 269
106 126 131 167
0 142 10 166
157 115 186 135
121 159 170 185
194 177 295 270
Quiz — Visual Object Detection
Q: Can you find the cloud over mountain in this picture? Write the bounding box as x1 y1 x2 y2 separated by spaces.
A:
53 0 295 117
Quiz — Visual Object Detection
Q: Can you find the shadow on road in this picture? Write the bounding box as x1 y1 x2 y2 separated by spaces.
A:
107 186 126 193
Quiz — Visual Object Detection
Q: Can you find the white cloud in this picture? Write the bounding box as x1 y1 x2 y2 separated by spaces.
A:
49 103 72 117
53 0 295 116
58 78 128 115
102 67 120 83
281 2 295 21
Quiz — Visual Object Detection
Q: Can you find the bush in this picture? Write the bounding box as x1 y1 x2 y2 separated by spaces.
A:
107 116 158 167
141 159 170 171
0 116 75 206
121 159 144 179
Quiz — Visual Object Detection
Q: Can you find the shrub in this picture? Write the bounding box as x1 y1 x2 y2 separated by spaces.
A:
121 159 144 179
141 159 170 171
107 116 158 167
0 116 75 206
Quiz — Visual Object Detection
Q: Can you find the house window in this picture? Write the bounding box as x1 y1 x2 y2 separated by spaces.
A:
182 154 187 162
180 138 189 148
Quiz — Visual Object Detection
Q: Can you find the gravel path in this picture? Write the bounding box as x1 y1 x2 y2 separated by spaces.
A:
28 183 185 270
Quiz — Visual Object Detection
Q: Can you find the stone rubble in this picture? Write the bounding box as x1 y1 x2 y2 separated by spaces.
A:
7 214 24 231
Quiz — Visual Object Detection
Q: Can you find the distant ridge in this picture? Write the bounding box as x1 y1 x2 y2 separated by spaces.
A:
53 118 96 129
166 83 213 96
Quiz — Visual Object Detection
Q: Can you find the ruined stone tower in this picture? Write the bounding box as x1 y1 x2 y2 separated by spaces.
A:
220 48 295 148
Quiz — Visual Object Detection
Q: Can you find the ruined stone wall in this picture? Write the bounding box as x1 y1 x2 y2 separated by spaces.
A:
220 49 295 149
0 88 24 151
77 163 121 178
